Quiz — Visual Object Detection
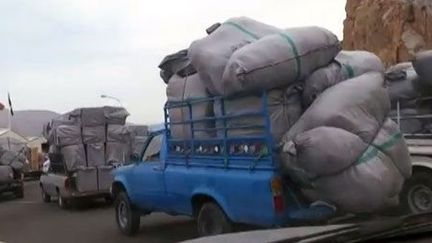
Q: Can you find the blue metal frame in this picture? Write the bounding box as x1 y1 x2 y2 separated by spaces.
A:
163 91 274 170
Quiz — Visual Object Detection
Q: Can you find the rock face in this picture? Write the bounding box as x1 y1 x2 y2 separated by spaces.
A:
343 0 432 66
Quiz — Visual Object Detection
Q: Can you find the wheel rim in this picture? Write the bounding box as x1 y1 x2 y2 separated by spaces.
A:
58 194 63 207
408 184 432 213
202 216 222 235
117 201 129 229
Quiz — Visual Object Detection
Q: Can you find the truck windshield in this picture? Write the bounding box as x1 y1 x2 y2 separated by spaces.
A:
142 134 163 162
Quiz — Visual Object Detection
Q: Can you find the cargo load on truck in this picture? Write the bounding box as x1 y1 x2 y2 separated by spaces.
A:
43 106 131 193
158 16 412 215
385 50 432 135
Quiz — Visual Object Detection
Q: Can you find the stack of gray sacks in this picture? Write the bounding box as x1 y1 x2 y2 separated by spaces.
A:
0 147 26 183
45 107 129 192
160 17 412 214
386 50 432 134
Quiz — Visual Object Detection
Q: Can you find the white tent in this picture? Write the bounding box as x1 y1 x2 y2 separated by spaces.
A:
0 128 28 150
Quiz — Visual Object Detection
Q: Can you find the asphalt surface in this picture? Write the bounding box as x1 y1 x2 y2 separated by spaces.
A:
0 181 197 243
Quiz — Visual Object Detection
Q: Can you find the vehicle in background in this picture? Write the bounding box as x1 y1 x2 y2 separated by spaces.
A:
111 92 335 237
0 166 24 199
39 153 113 209
392 98 432 214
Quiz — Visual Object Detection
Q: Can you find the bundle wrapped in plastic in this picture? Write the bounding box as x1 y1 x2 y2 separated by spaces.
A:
303 50 384 106
280 72 411 213
166 74 214 139
213 83 302 143
158 49 197 84
222 26 340 96
189 17 281 95
413 50 432 86
385 62 420 104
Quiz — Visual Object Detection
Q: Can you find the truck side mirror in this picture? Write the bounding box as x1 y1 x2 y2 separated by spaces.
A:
130 153 140 162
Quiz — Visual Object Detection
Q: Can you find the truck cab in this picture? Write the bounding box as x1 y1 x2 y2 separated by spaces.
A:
111 93 334 236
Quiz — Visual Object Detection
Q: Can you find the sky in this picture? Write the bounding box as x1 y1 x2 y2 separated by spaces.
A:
0 0 346 124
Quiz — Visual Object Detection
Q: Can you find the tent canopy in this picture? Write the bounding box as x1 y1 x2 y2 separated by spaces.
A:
0 129 28 144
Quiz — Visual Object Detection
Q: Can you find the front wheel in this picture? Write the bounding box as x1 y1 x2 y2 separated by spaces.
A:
115 192 140 236
197 202 233 237
400 171 432 214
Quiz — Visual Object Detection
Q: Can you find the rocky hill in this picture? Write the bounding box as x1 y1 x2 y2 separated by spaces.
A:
0 110 59 137
343 0 432 66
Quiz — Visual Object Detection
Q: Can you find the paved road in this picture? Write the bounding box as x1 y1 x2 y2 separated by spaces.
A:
0 181 197 243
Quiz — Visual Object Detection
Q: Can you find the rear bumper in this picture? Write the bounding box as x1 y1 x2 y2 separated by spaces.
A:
0 180 23 193
62 189 111 199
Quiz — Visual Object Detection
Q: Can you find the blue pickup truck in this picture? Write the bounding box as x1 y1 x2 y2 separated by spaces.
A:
111 93 333 236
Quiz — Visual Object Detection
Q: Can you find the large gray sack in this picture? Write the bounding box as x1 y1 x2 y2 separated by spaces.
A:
303 50 384 106
286 126 368 178
55 125 82 146
282 72 390 145
189 17 281 95
307 150 404 213
61 144 86 171
386 62 420 102
166 74 214 139
0 150 26 171
413 50 432 86
222 26 340 96
213 84 302 143
0 165 13 183
373 118 412 178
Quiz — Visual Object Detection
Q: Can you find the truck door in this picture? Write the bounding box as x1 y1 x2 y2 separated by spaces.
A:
130 134 166 210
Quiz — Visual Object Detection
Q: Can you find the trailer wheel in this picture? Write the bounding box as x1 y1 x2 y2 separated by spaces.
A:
197 202 232 237
115 192 140 236
401 171 432 213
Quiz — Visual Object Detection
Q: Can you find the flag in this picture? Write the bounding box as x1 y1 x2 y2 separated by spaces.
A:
8 93 13 116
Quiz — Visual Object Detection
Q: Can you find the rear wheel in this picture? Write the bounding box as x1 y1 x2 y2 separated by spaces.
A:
14 186 24 199
57 191 69 209
41 186 50 203
115 192 140 236
197 202 232 237
401 171 432 213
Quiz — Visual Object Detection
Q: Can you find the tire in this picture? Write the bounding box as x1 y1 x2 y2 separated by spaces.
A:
115 192 140 236
15 187 24 199
197 202 232 237
400 171 432 214
105 195 114 204
41 187 50 203
57 191 69 209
